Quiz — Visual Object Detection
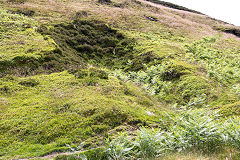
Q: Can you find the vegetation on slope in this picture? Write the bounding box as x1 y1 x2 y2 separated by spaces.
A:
102 110 240 159
37 20 137 71
0 69 163 158
0 0 240 159
214 26 240 38
113 36 240 110
0 9 56 76
56 110 240 160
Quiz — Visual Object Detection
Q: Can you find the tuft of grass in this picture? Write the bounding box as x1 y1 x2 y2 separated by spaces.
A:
104 133 134 160
7 0 27 4
98 0 112 4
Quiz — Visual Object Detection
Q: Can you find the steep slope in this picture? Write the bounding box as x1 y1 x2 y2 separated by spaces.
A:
0 0 240 159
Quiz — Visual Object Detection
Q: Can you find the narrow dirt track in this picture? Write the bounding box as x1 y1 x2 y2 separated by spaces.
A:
14 151 83 160
14 147 102 160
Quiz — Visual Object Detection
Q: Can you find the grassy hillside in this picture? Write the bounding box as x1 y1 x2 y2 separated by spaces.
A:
0 0 240 159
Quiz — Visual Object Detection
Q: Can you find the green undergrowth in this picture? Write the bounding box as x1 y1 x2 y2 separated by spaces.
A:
0 69 163 159
54 109 240 160
38 19 152 72
184 36 240 114
1 8 153 76
112 60 227 108
102 110 240 160
185 36 240 85
1 1 240 159
0 9 56 76
126 31 185 59
112 36 240 112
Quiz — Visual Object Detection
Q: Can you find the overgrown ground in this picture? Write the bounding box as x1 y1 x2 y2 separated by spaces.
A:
0 0 240 159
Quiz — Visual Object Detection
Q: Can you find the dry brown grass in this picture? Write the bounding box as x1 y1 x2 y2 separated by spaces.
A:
1 0 240 47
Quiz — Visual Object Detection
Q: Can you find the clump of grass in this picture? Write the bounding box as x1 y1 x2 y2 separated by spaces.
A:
104 133 134 160
73 67 108 87
98 0 112 4
135 128 165 158
219 101 240 116
7 0 27 4
222 117 240 150
9 9 35 17
232 84 240 95
19 78 39 87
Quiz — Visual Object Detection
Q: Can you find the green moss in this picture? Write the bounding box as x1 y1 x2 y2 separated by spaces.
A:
0 70 161 158
0 9 56 76
220 101 240 116
0 9 55 60
1 1 240 159
177 76 209 102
